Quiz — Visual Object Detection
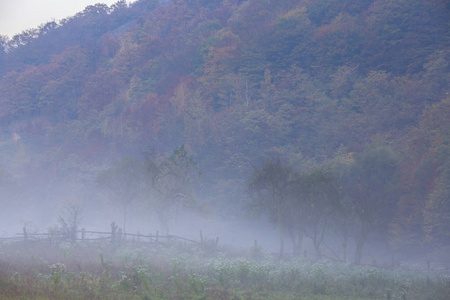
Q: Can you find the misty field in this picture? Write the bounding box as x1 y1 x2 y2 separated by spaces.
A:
1 240 449 300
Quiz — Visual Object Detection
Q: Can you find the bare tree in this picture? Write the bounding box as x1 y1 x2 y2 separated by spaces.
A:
144 145 201 235
57 199 84 243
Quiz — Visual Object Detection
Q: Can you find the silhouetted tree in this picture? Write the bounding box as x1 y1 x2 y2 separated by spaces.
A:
421 99 450 246
345 146 399 265
246 157 298 256
328 154 356 263
96 157 144 232
57 199 84 243
144 145 201 235
294 167 337 259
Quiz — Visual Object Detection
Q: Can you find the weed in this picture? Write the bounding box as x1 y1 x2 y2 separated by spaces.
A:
49 263 65 288
0 241 449 300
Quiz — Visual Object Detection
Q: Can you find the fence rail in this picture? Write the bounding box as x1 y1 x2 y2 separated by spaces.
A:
0 222 204 248
2 226 450 272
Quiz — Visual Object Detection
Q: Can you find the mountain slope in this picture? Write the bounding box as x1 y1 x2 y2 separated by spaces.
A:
0 0 448 248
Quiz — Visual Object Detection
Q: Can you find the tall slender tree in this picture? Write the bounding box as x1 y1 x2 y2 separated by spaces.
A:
246 157 297 256
345 146 399 264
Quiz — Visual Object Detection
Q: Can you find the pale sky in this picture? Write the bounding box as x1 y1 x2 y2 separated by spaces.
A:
0 0 135 38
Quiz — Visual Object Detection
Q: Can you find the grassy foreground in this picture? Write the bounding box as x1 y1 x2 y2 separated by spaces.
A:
0 240 449 300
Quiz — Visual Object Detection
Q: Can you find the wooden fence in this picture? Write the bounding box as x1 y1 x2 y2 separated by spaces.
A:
1 225 449 271
0 221 213 248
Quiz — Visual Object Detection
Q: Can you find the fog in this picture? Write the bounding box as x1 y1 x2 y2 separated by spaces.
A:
0 181 281 252
1 0 449 298
1 150 449 300
0 139 445 270
0 174 430 267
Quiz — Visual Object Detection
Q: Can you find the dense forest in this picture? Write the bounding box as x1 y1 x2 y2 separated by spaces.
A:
0 0 449 263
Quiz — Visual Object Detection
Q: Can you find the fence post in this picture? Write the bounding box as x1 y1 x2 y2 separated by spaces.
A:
111 222 118 245
81 228 85 241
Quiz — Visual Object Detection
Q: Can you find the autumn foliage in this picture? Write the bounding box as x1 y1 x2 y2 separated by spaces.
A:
0 0 448 257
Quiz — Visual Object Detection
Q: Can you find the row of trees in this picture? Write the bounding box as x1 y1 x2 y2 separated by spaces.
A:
93 140 446 265
247 147 399 264
89 142 399 265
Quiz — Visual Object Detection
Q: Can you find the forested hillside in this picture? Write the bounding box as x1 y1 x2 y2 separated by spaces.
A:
0 0 448 261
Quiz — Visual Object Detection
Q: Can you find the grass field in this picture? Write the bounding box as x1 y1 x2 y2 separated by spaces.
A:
1 240 449 300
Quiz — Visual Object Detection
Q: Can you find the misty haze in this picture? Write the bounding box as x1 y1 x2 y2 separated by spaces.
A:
0 0 449 299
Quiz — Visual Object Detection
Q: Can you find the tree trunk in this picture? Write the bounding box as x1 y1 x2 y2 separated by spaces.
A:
310 221 326 259
123 204 127 233
279 222 284 256
313 238 322 259
354 235 366 265
295 229 304 255
288 227 304 255
342 235 348 263
342 230 348 263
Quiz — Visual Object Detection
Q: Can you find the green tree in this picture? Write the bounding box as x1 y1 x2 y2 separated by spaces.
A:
294 167 337 259
424 167 450 246
419 99 450 246
266 7 314 72
246 157 298 255
284 186 308 256
345 146 400 264
328 153 356 263
392 98 450 250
